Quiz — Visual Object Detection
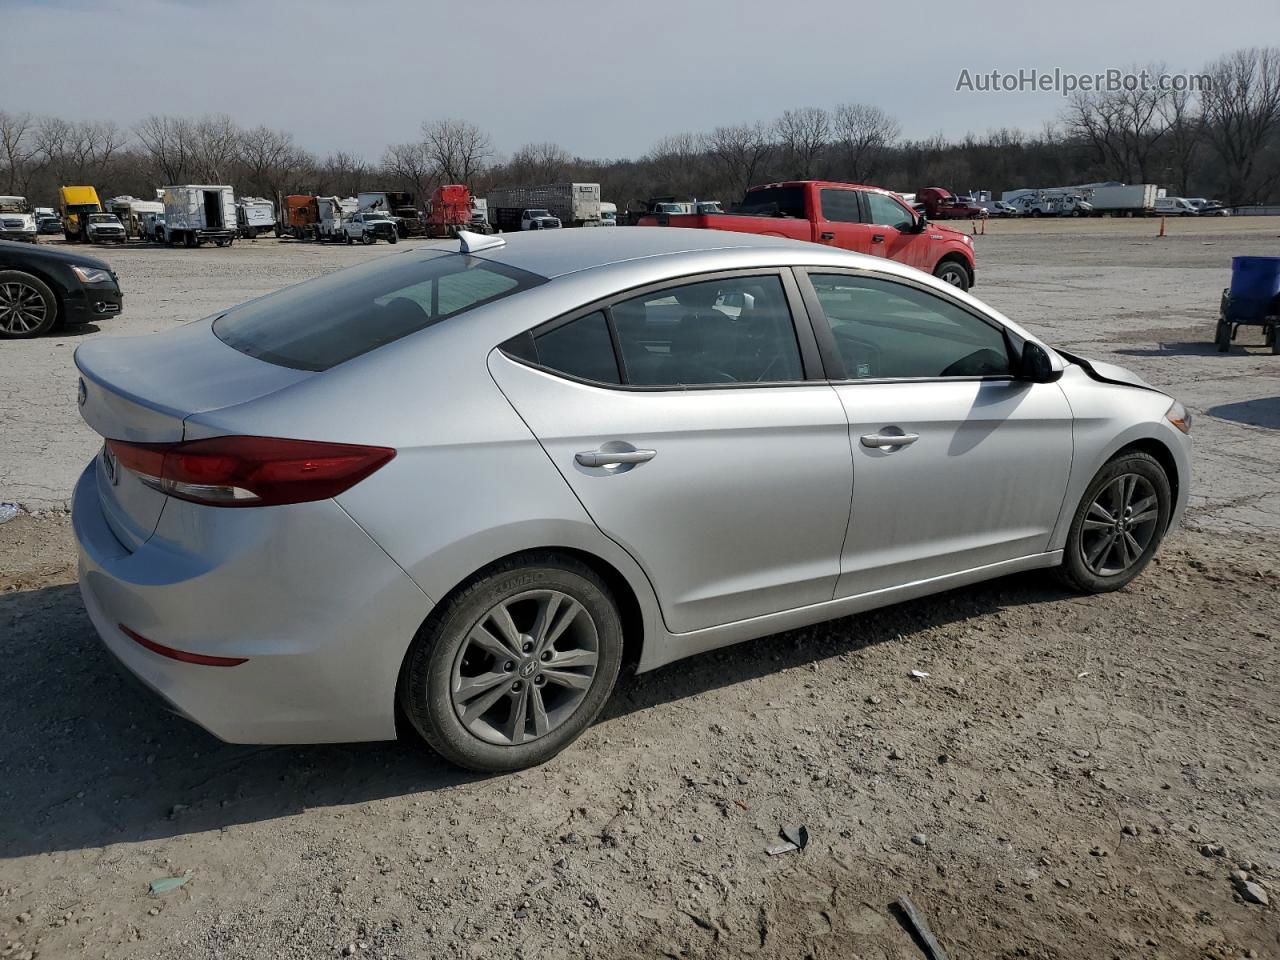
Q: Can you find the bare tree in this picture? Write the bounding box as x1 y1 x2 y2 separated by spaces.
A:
508 142 572 183
644 132 705 198
0 111 41 194
36 118 125 188
135 114 193 184
1063 64 1176 182
382 140 435 198
422 119 492 185
702 123 774 197
188 114 241 183
239 125 313 201
832 103 900 183
1160 85 1204 197
319 151 368 197
774 107 829 179
1201 47 1280 203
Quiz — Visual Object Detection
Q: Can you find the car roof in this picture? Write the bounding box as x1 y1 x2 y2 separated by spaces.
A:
462 227 841 279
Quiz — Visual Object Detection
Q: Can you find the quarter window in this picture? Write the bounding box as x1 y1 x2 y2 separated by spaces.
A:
532 311 621 384
808 274 1010 379
611 275 804 386
863 192 916 230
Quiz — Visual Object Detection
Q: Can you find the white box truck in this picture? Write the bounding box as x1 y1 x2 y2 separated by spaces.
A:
160 185 236 247
487 183 602 229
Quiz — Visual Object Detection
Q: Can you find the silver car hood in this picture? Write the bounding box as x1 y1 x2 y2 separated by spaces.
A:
1058 350 1159 393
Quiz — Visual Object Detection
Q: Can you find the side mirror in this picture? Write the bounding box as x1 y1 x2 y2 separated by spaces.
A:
1020 341 1061 383
912 214 928 233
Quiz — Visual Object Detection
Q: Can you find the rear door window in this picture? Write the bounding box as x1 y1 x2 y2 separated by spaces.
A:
611 275 804 386
819 189 861 223
213 252 543 371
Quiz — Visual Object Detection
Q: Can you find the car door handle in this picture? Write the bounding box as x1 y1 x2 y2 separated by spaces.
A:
575 448 657 467
871 234 886 243
860 432 919 449
820 231 835 241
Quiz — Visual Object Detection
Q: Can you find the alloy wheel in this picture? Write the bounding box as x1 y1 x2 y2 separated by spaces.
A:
1080 473 1160 576
0 281 48 335
450 589 599 746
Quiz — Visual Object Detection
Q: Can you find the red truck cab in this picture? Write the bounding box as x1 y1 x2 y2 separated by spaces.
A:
915 186 988 221
637 180 975 290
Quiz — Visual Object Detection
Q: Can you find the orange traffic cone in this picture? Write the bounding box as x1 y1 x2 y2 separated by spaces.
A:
1157 216 1166 238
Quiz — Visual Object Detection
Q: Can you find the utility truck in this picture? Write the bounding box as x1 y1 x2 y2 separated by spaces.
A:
358 191 424 237
0 196 37 243
486 183 602 228
160 185 236 247
317 196 358 242
59 185 103 242
105 196 165 240
235 198 277 238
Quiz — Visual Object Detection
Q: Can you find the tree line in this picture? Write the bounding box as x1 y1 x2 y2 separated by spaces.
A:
2 47 1277 213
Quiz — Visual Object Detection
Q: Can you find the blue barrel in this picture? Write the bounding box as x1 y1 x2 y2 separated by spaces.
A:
1227 256 1280 323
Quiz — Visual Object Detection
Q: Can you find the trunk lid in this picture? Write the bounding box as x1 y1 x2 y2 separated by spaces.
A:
74 319 310 549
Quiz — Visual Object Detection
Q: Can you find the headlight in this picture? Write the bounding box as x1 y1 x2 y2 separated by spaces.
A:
71 265 113 284
1165 400 1191 434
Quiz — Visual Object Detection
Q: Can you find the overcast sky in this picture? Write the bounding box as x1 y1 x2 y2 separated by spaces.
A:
7 0 1279 161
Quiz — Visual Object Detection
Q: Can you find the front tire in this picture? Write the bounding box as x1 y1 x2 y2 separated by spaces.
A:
0 270 58 338
933 259 970 291
1059 452 1171 593
398 554 624 772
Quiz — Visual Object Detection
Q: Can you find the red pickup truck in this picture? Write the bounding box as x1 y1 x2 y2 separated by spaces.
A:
637 180 976 290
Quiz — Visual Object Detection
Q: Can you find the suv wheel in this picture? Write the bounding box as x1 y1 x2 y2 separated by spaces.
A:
0 271 58 339
399 554 623 772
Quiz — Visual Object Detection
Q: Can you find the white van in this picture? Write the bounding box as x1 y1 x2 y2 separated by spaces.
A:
1154 196 1198 216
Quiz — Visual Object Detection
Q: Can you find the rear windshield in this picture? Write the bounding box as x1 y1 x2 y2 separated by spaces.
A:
735 187 807 218
213 251 544 371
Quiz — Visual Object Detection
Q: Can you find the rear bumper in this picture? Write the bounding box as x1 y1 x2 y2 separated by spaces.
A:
72 462 432 744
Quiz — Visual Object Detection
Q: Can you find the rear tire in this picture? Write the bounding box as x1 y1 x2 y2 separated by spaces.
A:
1058 452 1171 594
0 270 58 339
398 554 624 772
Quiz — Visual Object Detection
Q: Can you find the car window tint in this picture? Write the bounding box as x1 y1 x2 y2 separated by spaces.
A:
611 275 803 386
533 311 620 384
809 274 1010 379
213 252 542 371
864 192 915 230
820 189 861 224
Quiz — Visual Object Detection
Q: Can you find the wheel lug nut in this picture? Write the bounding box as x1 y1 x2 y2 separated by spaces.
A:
511 681 522 692
540 650 552 662
522 641 534 653
534 675 546 686
503 661 514 672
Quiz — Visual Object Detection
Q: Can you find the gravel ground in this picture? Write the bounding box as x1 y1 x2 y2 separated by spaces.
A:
1 220 1278 959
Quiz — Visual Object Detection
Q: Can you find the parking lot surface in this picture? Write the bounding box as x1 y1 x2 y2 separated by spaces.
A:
1 220 1278 959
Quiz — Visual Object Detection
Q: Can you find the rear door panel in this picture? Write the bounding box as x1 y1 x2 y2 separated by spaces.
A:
489 353 853 634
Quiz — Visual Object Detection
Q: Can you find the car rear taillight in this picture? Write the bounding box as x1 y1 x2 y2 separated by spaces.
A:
105 436 395 507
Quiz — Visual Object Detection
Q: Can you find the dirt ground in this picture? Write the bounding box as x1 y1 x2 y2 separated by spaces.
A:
2 220 1279 959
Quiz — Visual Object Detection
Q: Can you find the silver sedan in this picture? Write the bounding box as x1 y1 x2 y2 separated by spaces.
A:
72 228 1191 771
